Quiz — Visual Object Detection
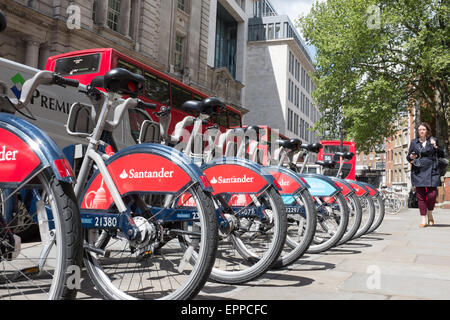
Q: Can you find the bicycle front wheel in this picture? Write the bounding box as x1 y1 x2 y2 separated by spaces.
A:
272 188 317 269
367 194 385 233
338 193 362 245
307 193 349 254
0 169 82 300
209 186 287 284
83 183 218 300
352 193 375 239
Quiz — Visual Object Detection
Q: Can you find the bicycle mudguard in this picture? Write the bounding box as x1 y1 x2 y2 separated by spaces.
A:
0 113 75 186
328 177 355 196
356 181 379 197
297 173 340 197
200 157 280 196
266 166 310 206
266 166 309 194
345 179 369 197
80 143 212 210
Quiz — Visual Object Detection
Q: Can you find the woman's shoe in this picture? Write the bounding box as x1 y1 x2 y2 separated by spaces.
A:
428 218 435 226
419 223 427 228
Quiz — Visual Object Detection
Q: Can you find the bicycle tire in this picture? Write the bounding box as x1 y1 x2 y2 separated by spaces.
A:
209 186 287 284
1 169 82 300
367 194 385 233
307 193 349 254
272 188 317 269
351 193 375 239
83 183 218 300
338 193 362 245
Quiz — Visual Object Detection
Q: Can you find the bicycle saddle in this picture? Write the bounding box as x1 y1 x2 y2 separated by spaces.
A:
181 97 225 115
245 125 262 134
315 160 336 168
307 143 323 153
277 139 301 150
335 151 355 160
343 152 354 160
92 68 145 97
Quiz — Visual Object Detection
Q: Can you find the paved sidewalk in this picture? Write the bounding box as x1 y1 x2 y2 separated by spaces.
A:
196 207 450 300
77 207 450 300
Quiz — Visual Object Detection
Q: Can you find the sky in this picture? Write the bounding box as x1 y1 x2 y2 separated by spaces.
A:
268 0 321 60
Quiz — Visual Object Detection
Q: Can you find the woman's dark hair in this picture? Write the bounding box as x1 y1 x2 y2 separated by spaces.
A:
416 122 432 139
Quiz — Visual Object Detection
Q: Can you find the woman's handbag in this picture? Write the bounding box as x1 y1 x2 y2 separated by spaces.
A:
408 189 419 208
437 157 449 176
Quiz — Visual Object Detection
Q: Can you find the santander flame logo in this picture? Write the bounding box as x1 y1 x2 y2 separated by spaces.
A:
119 169 128 179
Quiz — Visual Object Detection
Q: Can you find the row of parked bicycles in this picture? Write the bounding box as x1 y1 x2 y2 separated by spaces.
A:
0 65 386 300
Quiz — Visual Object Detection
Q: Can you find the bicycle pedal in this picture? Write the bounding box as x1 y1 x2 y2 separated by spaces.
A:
12 265 40 281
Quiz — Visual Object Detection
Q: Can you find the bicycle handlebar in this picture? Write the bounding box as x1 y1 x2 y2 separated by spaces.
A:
18 71 80 108
52 74 79 88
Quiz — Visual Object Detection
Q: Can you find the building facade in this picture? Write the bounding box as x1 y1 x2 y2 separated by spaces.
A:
355 150 386 187
0 0 256 112
244 0 320 143
384 110 415 188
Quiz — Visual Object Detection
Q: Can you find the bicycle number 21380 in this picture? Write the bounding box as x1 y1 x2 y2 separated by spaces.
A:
94 216 118 228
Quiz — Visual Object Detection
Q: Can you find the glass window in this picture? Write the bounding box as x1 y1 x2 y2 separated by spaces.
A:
128 108 151 143
228 110 241 127
210 110 228 128
215 3 237 78
275 23 280 39
172 84 192 110
54 54 101 76
107 0 121 32
117 59 142 75
144 72 170 105
177 0 186 11
174 34 185 71
323 145 350 153
268 23 274 40
294 113 299 135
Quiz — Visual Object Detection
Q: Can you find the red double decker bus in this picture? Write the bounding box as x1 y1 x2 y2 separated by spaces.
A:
45 48 242 138
317 140 356 180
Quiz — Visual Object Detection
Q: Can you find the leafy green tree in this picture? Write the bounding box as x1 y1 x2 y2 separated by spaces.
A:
298 0 449 153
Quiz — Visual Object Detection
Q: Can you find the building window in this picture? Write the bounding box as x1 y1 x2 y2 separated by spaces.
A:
305 123 309 141
275 23 281 39
287 108 293 132
174 34 185 71
178 0 186 11
268 23 274 40
215 3 237 78
107 0 121 32
300 119 304 139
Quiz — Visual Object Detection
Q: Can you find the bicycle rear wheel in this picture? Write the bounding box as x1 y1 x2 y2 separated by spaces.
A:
367 194 385 233
83 183 218 300
272 188 316 269
307 193 349 254
351 193 375 239
209 186 287 284
0 169 82 300
338 193 362 245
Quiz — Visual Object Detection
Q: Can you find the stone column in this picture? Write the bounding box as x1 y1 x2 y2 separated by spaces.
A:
95 0 109 26
119 0 131 36
25 39 40 68
39 44 51 70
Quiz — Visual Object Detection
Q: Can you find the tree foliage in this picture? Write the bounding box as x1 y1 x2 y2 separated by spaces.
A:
298 0 449 153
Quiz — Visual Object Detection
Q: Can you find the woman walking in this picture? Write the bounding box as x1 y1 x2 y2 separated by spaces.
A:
406 122 445 228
